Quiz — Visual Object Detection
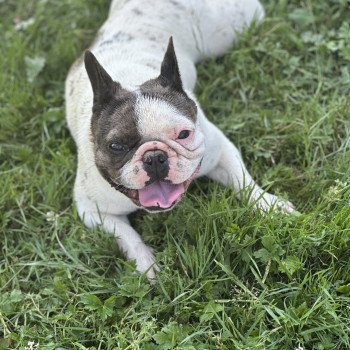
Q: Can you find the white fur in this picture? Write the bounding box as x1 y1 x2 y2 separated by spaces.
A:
65 0 293 280
119 96 204 188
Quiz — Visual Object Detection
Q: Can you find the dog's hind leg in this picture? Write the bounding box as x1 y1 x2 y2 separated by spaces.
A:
193 0 265 60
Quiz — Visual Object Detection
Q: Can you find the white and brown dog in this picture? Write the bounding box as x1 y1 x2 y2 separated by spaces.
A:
65 0 294 280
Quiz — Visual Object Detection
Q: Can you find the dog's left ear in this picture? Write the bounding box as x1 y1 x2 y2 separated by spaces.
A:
158 37 183 91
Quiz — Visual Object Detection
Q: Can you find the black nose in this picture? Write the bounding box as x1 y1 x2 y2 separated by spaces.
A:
142 150 169 182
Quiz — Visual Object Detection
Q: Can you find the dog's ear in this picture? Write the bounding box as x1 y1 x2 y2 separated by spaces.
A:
84 50 122 109
158 37 183 91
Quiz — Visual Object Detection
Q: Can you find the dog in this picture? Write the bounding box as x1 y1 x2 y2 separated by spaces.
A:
65 0 294 280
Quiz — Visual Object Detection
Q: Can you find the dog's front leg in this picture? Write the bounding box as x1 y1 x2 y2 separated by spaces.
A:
204 124 294 213
82 211 158 280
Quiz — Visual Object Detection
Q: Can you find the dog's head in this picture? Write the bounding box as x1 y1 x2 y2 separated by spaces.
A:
84 38 204 212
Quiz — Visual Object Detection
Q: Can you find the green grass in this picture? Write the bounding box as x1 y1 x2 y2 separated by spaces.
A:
1 0 350 349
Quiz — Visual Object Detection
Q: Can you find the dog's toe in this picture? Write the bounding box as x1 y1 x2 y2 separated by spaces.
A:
134 244 160 283
254 193 295 215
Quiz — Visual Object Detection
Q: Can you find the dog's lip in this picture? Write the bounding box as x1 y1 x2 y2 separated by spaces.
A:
108 162 201 209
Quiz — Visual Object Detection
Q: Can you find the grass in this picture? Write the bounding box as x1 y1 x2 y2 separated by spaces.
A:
1 0 350 349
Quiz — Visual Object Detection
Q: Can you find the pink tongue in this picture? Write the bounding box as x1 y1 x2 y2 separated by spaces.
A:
138 181 185 208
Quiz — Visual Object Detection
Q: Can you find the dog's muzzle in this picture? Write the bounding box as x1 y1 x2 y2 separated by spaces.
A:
138 149 181 208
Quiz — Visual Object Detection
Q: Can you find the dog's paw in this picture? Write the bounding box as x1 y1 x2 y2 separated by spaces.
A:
134 243 160 282
253 192 295 214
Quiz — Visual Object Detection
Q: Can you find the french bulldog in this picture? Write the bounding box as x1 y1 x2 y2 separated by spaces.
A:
65 0 294 280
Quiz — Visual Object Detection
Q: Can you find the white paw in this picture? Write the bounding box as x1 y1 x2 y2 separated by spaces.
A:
134 243 160 282
253 192 295 214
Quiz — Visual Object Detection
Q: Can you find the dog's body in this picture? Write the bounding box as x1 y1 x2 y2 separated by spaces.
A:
65 0 294 279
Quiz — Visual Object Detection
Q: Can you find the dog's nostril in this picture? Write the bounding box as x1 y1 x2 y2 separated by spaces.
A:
157 153 167 164
143 154 153 165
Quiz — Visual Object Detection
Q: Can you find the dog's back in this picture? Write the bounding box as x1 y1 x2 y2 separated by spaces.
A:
107 0 264 60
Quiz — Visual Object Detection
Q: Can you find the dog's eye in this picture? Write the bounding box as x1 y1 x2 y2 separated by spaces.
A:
177 130 190 140
109 142 128 152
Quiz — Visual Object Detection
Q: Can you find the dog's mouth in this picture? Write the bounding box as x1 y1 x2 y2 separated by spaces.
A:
108 164 200 211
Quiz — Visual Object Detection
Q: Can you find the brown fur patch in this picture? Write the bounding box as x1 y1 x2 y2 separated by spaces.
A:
91 92 142 185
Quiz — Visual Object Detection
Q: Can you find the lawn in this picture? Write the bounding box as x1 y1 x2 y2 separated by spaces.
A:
1 0 350 349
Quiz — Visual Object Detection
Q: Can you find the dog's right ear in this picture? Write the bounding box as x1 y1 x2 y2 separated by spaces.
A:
84 50 122 109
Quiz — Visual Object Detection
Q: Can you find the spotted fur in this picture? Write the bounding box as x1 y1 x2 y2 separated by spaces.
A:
65 0 294 281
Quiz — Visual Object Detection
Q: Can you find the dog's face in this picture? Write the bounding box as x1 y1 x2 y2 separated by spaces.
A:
84 38 205 212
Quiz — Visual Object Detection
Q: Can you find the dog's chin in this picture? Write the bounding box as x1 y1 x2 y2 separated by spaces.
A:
108 164 200 212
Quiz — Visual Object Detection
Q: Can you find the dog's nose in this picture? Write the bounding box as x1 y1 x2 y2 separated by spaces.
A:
142 150 169 182
142 150 168 165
